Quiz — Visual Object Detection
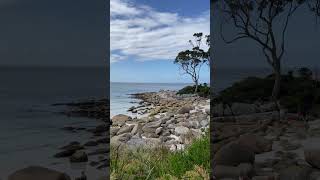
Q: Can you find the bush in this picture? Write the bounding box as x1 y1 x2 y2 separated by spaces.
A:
216 68 320 113
177 83 210 98
110 133 210 179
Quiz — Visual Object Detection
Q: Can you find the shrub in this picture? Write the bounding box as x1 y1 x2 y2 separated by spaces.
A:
110 133 210 179
177 83 210 98
216 68 320 113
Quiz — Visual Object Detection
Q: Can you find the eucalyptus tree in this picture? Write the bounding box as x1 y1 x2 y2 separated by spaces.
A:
214 0 320 101
175 33 210 93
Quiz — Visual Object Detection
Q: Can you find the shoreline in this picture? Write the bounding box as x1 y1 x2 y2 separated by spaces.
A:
111 90 210 151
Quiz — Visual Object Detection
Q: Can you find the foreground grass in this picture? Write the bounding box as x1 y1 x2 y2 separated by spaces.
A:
110 133 210 180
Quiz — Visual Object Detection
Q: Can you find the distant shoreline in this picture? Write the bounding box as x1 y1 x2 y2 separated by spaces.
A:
110 81 195 85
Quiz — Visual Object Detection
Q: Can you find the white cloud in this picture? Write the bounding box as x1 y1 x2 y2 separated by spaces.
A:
110 54 127 63
110 0 210 63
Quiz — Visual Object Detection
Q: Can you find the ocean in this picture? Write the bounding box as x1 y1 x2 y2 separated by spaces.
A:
110 82 190 117
0 67 107 179
0 66 271 179
110 67 272 117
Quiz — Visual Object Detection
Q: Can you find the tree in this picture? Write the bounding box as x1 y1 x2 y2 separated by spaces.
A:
298 67 313 79
175 33 210 93
214 0 320 101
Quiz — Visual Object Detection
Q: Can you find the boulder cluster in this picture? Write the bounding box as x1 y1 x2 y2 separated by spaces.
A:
212 102 320 180
111 90 210 151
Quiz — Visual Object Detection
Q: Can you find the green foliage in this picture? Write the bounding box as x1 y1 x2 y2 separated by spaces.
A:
217 68 320 113
166 135 209 176
174 33 210 92
177 83 210 98
218 76 274 104
110 133 210 179
298 67 313 79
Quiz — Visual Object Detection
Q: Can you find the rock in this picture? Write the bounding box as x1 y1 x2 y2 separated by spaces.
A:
279 165 312 180
70 151 88 163
310 172 320 180
167 124 176 129
84 141 98 146
126 136 148 148
214 142 255 167
116 125 134 135
238 163 254 176
88 148 109 156
174 126 190 136
90 124 108 134
231 103 259 115
205 108 210 115
185 121 200 129
8 166 71 180
213 163 254 179
131 123 142 135
178 105 194 114
235 111 278 123
200 119 209 127
259 102 277 112
212 116 235 122
89 161 99 167
110 127 120 136
142 132 159 138
144 119 163 128
59 141 81 150
142 119 163 133
128 106 135 111
96 137 108 144
237 134 273 154
155 127 163 135
190 128 203 139
97 176 108 180
211 103 224 116
61 126 76 131
126 136 161 149
252 176 274 180
54 149 77 158
112 114 131 126
305 148 320 169
142 127 156 134
110 133 131 146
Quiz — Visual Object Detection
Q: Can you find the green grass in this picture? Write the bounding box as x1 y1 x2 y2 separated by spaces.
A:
110 133 210 180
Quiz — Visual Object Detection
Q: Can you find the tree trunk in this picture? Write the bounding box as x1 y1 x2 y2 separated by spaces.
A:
272 60 281 101
194 80 199 94
271 59 282 121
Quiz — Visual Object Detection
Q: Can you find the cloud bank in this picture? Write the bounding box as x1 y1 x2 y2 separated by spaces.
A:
110 0 210 63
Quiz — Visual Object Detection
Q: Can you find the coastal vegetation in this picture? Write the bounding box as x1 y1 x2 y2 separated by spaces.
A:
214 0 320 101
210 67 320 179
110 31 211 179
177 83 210 98
110 132 210 180
175 33 210 93
216 67 320 114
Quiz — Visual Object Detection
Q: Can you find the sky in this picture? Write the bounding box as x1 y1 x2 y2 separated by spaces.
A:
110 0 210 83
212 5 320 71
0 0 106 67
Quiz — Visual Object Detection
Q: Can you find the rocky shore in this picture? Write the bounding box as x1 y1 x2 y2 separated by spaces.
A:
7 99 110 180
211 102 320 180
110 90 210 151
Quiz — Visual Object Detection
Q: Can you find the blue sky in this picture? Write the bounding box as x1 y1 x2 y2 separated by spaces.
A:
110 0 210 83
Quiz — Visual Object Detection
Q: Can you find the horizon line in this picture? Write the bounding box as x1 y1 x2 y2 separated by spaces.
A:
110 81 210 84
